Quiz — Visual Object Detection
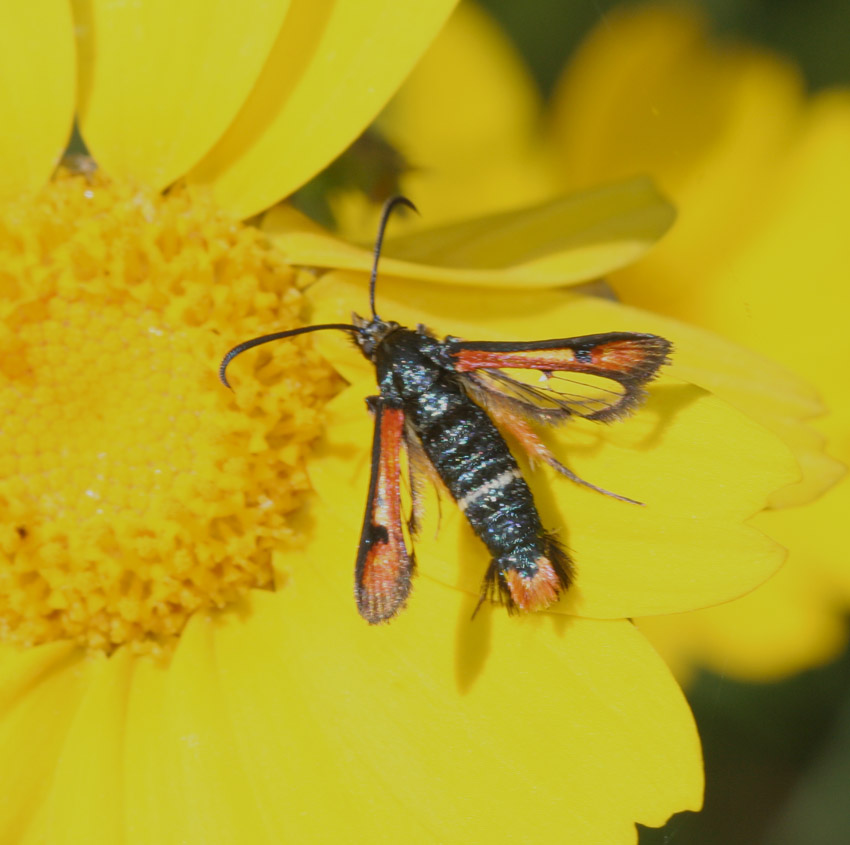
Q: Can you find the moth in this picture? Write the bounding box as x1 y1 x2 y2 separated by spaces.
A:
221 197 672 623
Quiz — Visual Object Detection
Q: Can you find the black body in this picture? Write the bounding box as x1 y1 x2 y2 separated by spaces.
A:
366 321 570 597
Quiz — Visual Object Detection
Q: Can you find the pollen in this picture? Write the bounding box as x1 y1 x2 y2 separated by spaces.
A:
0 167 339 653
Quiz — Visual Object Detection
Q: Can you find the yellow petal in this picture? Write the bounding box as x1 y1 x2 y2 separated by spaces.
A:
332 1 554 240
382 1 543 196
0 1 74 201
638 305 841 508
550 4 802 221
209 549 703 841
337 275 837 507
609 90 850 422
73 0 290 190
40 650 132 845
0 643 90 843
123 616 284 845
640 473 850 682
156 613 278 844
627 91 850 416
188 0 459 218
265 177 674 288
123 653 183 845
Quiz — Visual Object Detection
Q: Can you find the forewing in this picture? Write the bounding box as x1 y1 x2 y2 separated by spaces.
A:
449 332 671 422
355 399 415 623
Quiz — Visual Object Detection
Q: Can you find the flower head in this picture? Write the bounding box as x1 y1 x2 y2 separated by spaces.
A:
0 171 340 651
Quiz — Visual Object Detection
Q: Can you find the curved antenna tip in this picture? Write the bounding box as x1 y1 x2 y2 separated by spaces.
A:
385 195 419 216
218 323 360 390
370 196 420 317
218 359 234 390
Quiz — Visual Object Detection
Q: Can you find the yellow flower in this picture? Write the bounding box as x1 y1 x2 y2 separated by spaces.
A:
0 2 806 842
547 2 850 681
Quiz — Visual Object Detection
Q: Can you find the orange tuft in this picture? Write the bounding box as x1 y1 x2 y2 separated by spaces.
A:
503 558 563 612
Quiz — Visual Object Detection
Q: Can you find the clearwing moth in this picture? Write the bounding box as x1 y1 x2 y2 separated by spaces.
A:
221 197 672 623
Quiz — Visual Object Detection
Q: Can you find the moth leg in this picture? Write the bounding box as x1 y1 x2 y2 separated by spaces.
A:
403 425 428 537
404 422 445 538
476 390 643 505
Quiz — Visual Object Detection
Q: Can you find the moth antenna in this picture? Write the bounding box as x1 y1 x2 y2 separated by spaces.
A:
220 323 360 389
370 195 419 319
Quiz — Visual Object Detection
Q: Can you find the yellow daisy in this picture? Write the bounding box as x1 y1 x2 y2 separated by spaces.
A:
548 2 850 681
0 1 805 842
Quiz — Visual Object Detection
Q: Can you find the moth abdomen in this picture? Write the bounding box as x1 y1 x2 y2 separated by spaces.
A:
405 364 571 612
483 533 574 614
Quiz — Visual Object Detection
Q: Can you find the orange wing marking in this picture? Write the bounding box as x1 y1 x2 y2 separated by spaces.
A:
454 347 579 372
356 405 414 623
451 334 671 384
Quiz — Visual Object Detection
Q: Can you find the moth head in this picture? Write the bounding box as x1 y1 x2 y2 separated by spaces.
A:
219 196 417 387
352 312 400 360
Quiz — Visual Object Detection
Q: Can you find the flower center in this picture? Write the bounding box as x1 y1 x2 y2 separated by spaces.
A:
0 168 338 653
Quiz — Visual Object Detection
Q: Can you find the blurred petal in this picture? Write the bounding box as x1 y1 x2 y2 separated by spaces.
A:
73 0 289 190
265 177 674 287
546 2 850 681
333 1 554 239
602 89 850 431
209 542 703 841
382 1 547 214
640 477 850 682
188 0 459 218
550 4 803 225
624 91 850 424
0 1 74 201
548 5 843 503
